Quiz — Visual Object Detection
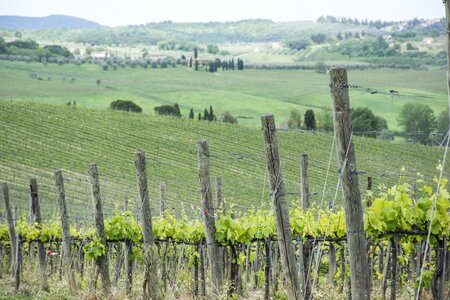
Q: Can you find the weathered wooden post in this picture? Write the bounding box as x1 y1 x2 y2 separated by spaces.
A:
54 170 77 295
261 115 300 300
330 67 370 300
299 154 312 299
197 140 223 294
14 211 21 291
88 164 112 295
1 183 16 276
29 178 49 291
134 151 162 300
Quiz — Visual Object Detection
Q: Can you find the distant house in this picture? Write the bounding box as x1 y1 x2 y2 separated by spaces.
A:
91 51 109 58
423 37 433 45
271 42 282 49
383 35 393 41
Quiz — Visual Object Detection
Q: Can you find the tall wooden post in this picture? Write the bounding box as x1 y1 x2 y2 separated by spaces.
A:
54 170 77 295
330 67 370 299
160 183 166 218
1 183 16 276
197 140 223 294
301 154 310 209
261 115 300 300
134 151 162 300
88 164 111 295
29 178 48 291
299 154 312 299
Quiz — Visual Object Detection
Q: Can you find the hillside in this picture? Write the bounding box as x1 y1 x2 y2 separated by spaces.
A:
0 101 447 221
0 61 446 131
0 14 105 29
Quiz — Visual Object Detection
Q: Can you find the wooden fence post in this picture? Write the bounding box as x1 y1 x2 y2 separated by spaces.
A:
197 140 223 294
261 114 300 300
88 164 112 295
330 67 370 300
134 151 162 300
300 154 312 299
1 183 16 276
54 170 77 295
29 178 48 291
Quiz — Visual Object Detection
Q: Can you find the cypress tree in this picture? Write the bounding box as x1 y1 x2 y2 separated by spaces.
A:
195 59 199 71
198 113 202 120
174 103 181 117
304 109 316 130
189 108 194 119
189 57 193 68
209 105 214 122
194 48 198 59
204 108 209 121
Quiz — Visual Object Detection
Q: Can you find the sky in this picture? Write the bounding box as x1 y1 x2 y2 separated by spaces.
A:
0 0 445 27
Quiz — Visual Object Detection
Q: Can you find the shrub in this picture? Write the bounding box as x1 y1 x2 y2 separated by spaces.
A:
110 100 142 113
154 103 181 117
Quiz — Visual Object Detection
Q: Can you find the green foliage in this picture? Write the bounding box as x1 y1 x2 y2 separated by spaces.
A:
154 103 181 117
189 108 194 119
437 109 448 134
284 39 309 51
319 107 333 131
398 103 436 144
110 99 142 113
304 109 316 130
315 61 327 74
207 44 219 54
351 107 388 138
7 38 39 50
83 236 106 260
287 109 302 129
220 111 237 124
311 33 327 44
0 37 6 54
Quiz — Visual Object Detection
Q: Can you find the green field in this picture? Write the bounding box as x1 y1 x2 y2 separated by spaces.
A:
0 101 448 222
0 60 447 130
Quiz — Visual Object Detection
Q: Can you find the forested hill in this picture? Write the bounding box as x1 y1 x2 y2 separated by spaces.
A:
0 15 106 29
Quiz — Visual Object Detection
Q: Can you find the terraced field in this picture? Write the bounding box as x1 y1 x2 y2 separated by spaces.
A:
0 101 447 223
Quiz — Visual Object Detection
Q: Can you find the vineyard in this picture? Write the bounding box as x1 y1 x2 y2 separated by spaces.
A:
0 100 448 216
1 67 450 299
0 148 449 299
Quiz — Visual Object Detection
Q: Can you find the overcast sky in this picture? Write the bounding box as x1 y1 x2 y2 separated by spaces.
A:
0 0 445 27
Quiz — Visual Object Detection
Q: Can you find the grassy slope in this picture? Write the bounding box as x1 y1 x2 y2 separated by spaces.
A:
0 101 447 220
0 61 446 130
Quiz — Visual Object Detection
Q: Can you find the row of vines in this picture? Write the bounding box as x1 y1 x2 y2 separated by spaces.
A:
0 175 449 298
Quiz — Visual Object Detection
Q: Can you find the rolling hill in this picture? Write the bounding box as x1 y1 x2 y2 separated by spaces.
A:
0 14 106 29
0 101 447 223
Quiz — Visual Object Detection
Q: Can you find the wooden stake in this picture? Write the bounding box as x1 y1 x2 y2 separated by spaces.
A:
1 183 16 276
54 170 77 295
134 151 162 300
197 140 223 294
261 115 300 300
88 164 111 295
300 154 312 299
330 67 370 300
29 178 48 291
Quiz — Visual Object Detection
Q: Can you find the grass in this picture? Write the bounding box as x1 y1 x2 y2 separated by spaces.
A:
0 60 446 130
0 101 448 221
